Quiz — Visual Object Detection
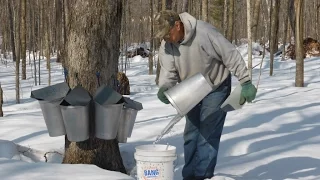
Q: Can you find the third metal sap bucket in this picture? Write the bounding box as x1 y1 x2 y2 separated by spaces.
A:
117 108 138 143
95 102 124 140
163 73 212 116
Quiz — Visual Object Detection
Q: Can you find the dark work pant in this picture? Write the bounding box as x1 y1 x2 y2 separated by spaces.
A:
182 75 231 179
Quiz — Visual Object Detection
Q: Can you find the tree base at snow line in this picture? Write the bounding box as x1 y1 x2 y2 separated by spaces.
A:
117 72 130 95
62 137 126 174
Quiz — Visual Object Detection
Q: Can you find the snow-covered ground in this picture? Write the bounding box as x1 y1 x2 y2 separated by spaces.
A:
1 45 320 180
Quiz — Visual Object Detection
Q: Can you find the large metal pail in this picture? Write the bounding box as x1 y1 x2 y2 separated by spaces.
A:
117 108 138 143
31 82 70 137
60 86 91 142
163 73 212 116
95 102 124 140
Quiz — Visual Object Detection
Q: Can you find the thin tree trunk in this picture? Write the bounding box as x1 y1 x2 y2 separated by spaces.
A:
7 0 16 63
223 0 228 37
45 0 51 85
62 0 126 173
288 0 295 38
38 0 41 85
247 0 252 79
0 82 3 117
21 0 26 80
31 0 37 85
252 0 262 42
227 0 234 42
182 0 188 12
202 0 208 22
282 0 289 61
295 0 304 87
149 0 154 75
55 0 62 63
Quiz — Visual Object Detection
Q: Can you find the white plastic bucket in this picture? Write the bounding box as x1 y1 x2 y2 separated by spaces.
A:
134 144 177 180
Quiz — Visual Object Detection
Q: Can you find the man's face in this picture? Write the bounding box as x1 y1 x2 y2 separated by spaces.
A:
163 21 183 43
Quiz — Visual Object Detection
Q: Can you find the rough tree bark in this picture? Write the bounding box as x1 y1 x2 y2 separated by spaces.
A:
21 0 26 80
226 0 234 42
247 0 252 78
0 82 3 117
252 0 262 42
202 0 208 22
295 0 304 87
182 0 188 12
149 0 154 75
62 0 126 173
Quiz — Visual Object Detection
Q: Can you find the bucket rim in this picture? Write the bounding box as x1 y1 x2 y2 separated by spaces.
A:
94 101 124 107
134 153 177 161
135 144 176 152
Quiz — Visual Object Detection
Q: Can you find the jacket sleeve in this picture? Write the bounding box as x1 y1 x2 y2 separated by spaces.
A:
158 41 179 88
208 32 251 84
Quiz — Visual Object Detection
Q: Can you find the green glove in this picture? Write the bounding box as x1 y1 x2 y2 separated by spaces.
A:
157 87 170 104
240 81 257 103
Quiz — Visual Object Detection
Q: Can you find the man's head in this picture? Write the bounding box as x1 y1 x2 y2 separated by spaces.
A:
154 10 184 43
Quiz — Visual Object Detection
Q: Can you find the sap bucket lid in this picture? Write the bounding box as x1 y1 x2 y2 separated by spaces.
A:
31 82 70 101
221 83 245 112
123 97 143 110
93 84 123 105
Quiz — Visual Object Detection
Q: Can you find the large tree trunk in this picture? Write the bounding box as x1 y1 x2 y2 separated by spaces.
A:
62 0 126 173
295 0 304 87
21 0 26 80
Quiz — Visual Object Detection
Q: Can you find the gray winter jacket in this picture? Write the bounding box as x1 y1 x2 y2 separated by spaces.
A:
158 12 250 90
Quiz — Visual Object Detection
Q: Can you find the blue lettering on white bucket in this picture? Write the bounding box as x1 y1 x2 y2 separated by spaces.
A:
144 169 159 178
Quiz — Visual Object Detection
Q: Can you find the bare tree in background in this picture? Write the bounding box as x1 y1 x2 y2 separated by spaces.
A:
0 82 3 117
252 0 262 42
21 0 26 80
7 0 20 103
149 0 154 75
269 0 280 76
202 0 208 22
182 0 188 12
295 0 304 87
247 0 252 78
226 0 234 42
282 0 289 61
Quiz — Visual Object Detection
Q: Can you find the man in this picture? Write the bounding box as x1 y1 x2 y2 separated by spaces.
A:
154 10 257 180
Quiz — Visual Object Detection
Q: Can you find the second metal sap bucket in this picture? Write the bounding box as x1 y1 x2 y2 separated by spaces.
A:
60 86 91 142
30 82 70 137
163 73 212 116
117 108 138 143
95 102 124 140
